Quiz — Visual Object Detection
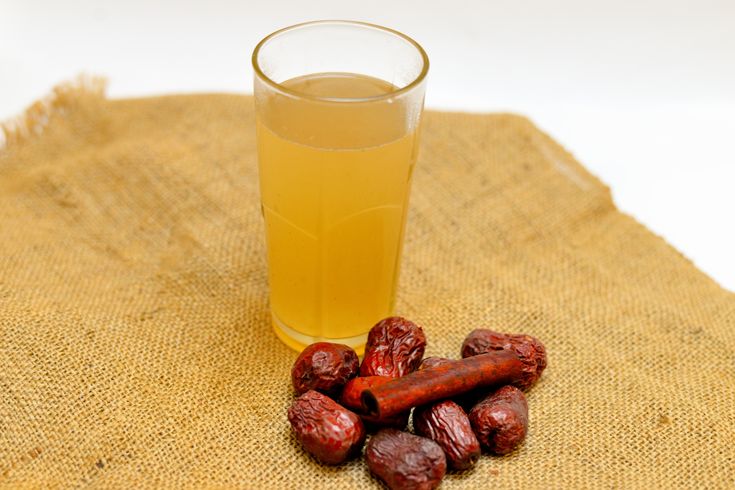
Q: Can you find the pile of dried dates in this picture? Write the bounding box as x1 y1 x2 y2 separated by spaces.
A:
287 316 547 489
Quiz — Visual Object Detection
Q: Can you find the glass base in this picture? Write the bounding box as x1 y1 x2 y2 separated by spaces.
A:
271 313 367 355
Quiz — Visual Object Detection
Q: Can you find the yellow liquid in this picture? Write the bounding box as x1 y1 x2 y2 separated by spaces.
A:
256 73 419 351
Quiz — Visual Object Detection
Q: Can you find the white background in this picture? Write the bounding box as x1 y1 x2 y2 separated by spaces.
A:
2 0 733 290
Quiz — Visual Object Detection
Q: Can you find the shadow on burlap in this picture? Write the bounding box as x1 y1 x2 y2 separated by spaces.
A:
1 80 733 488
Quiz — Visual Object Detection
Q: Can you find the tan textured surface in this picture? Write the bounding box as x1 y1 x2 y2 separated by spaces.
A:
1 82 733 488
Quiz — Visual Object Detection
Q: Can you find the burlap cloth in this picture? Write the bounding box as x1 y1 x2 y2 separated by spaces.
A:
1 80 733 489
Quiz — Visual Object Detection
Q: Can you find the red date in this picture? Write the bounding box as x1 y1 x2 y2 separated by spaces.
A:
414 400 480 470
366 428 446 490
360 317 427 378
287 390 366 465
418 356 453 370
291 342 359 397
468 385 528 455
461 329 547 389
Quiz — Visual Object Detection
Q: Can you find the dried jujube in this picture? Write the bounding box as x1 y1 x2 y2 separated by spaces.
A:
366 428 446 490
418 356 453 370
469 385 528 455
291 342 359 396
285 323 547 481
414 400 481 470
360 317 426 378
287 390 366 464
461 329 547 389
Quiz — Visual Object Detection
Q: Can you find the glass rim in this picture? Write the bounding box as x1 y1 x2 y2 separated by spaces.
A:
251 20 429 103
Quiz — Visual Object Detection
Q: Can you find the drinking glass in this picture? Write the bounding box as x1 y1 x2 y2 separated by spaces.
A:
252 20 429 352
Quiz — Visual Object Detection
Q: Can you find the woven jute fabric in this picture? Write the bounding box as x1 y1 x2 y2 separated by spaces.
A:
1 80 733 489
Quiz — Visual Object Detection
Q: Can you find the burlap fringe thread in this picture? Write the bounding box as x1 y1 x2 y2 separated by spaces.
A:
1 75 106 150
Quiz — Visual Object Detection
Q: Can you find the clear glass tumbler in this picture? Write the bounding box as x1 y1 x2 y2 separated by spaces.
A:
252 20 429 352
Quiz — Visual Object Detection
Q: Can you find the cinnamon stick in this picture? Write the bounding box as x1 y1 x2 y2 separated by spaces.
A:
362 351 536 419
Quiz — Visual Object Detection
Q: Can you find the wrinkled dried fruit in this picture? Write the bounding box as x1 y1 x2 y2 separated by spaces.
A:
340 376 409 430
418 357 453 370
469 385 528 455
360 317 427 378
362 412 410 431
366 429 446 490
414 400 481 470
291 342 359 396
461 329 547 389
287 390 366 464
